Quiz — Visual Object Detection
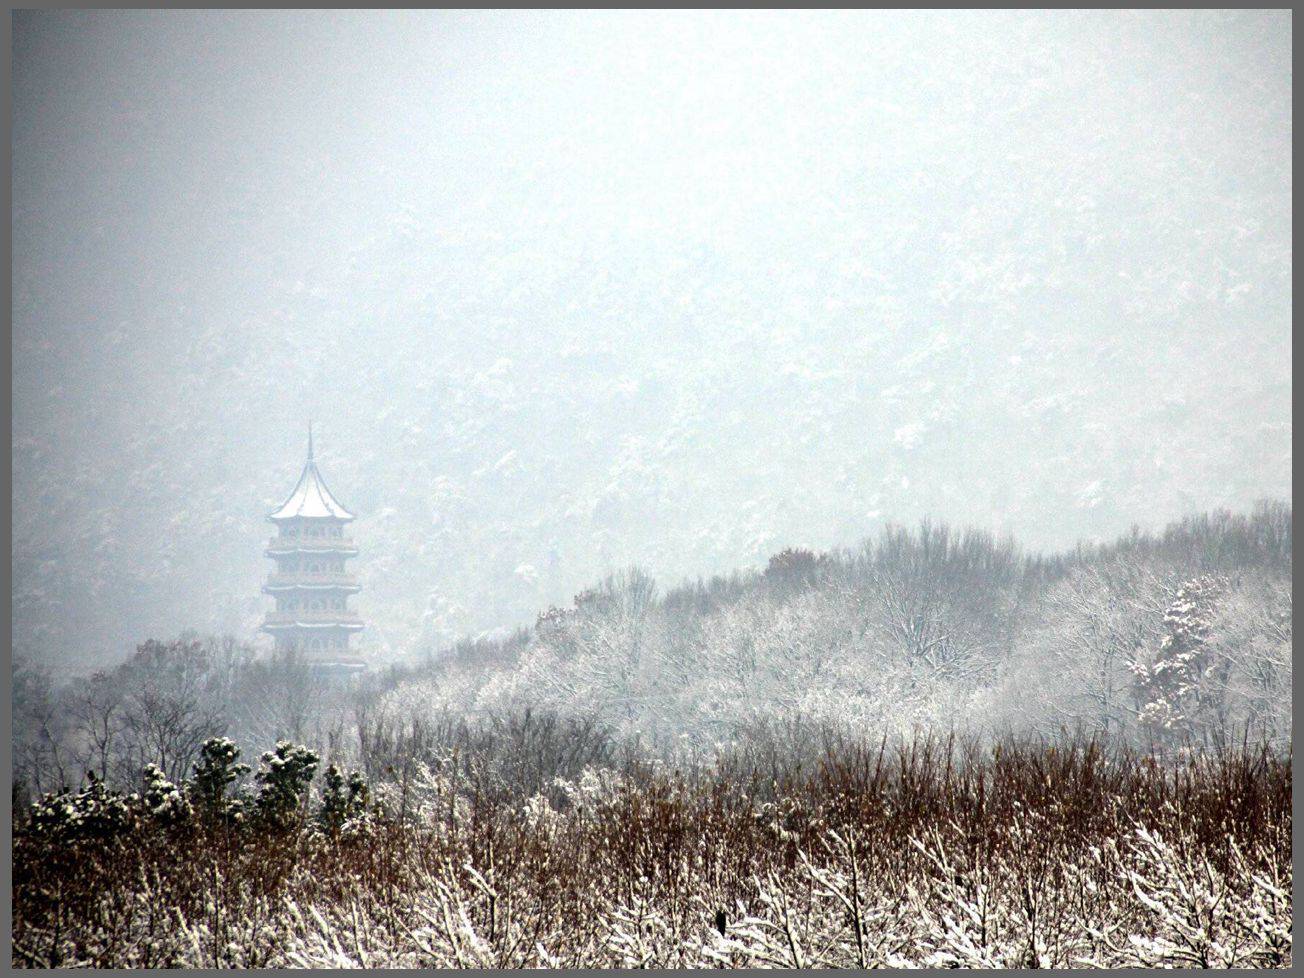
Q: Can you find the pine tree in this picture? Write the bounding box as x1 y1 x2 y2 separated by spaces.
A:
253 741 320 830
1131 576 1224 744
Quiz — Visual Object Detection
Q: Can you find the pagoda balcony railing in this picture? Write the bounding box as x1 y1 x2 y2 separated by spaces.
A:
266 536 358 554
264 573 360 589
261 611 364 627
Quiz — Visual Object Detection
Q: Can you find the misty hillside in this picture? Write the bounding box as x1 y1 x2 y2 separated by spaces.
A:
15 503 1289 804
11 10 1291 674
357 504 1291 753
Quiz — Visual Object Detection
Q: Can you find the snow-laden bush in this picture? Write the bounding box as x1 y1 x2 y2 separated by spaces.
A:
26 772 138 842
253 742 320 830
317 764 372 837
141 764 191 824
1120 826 1292 967
189 736 250 822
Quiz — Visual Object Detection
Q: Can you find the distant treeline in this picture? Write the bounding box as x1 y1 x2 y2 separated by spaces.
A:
364 499 1290 756
11 501 1291 803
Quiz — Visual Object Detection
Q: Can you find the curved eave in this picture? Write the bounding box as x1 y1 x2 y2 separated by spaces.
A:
260 621 366 632
263 583 362 594
267 512 355 524
308 661 369 673
265 544 359 557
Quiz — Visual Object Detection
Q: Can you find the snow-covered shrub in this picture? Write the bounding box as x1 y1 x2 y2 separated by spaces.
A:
254 742 320 830
317 764 371 836
1121 826 1292 967
141 763 191 825
551 765 629 818
189 736 250 821
27 772 138 842
520 792 561 834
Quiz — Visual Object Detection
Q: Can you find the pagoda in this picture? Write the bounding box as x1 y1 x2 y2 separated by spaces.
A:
260 426 364 662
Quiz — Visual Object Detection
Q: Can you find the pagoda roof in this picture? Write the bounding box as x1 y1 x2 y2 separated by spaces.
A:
269 428 355 521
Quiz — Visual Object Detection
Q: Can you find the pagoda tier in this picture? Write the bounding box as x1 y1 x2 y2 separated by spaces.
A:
266 536 359 557
259 429 364 658
263 574 361 593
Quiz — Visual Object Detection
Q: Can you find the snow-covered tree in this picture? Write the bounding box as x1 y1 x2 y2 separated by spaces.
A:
1130 576 1225 745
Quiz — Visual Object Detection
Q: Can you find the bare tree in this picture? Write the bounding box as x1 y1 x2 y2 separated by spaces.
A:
113 639 226 783
70 671 125 782
11 658 72 795
851 522 1025 682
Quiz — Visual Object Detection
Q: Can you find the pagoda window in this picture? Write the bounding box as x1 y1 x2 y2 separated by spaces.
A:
330 526 342 538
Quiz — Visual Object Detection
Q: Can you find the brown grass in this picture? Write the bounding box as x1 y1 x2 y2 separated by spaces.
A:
12 733 1292 968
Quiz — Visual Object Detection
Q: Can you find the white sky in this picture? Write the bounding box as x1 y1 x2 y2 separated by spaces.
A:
12 10 1292 672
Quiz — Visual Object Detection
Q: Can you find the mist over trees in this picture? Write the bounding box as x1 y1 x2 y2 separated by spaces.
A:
13 502 1290 804
372 502 1291 755
12 10 1292 674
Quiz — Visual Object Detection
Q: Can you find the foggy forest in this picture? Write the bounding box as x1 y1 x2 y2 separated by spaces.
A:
10 9 1293 970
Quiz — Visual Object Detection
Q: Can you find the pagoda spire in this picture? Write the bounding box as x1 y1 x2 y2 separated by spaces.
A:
268 424 354 521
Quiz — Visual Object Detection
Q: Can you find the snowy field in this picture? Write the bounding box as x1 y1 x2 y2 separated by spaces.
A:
12 735 1292 968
